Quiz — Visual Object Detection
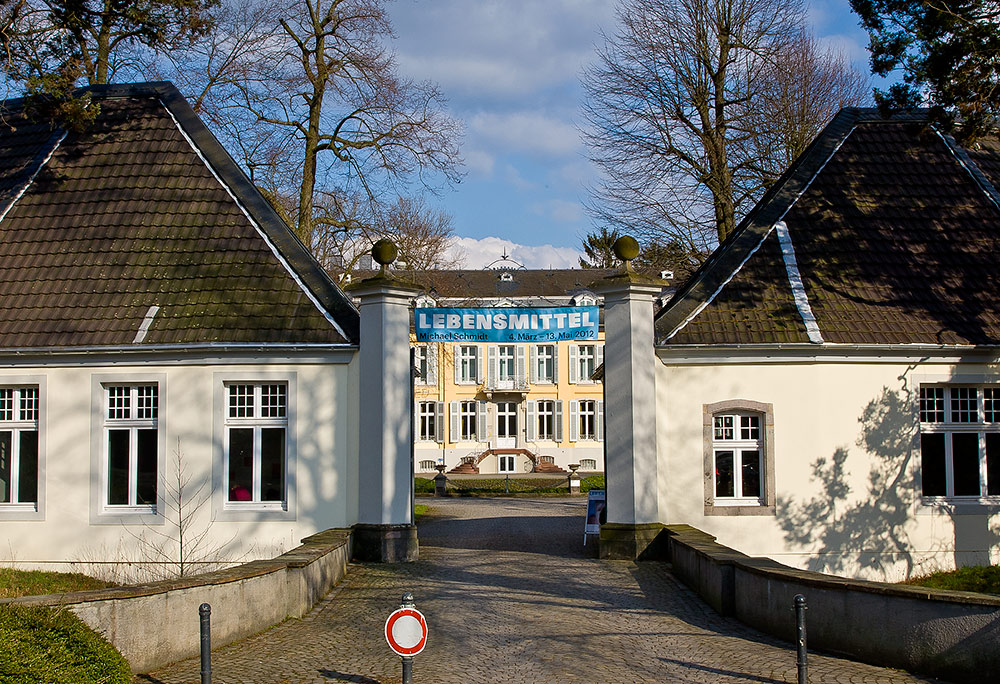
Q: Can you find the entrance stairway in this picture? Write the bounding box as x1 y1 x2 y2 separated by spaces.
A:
447 448 568 474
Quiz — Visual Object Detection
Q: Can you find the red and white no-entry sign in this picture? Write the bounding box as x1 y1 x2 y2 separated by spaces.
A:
385 607 428 656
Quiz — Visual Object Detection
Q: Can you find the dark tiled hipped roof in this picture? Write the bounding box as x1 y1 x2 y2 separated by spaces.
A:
0 83 358 349
656 110 1000 347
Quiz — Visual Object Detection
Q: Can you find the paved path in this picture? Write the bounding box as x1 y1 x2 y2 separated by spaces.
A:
140 498 943 683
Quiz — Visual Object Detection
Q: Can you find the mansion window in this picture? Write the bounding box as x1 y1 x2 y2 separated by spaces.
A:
450 400 487 442
569 400 603 441
226 383 287 506
105 385 158 511
416 401 443 442
456 345 481 384
919 386 1000 498
526 399 562 442
569 344 603 384
712 413 762 503
487 345 526 389
413 345 437 385
0 387 38 510
532 345 556 384
579 458 597 471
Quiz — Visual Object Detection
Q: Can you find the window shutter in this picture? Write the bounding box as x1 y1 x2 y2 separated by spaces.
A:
516 346 526 387
435 401 444 443
477 401 488 441
427 345 438 385
530 345 537 384
413 400 420 439
554 400 563 442
596 345 604 380
568 345 579 383
487 345 498 387
596 400 604 441
450 401 459 442
569 400 579 442
454 348 462 385
552 346 559 383
476 346 484 383
526 401 537 441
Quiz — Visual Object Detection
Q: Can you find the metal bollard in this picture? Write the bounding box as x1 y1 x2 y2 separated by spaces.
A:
794 594 807 684
200 602 212 684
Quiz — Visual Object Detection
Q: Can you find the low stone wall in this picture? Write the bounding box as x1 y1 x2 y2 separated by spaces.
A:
663 525 1000 684
6 528 352 673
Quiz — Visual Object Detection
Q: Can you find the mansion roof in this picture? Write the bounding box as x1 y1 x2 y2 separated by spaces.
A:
656 109 1000 347
0 82 358 350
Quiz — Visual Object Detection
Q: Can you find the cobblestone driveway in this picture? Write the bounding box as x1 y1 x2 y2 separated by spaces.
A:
139 498 945 684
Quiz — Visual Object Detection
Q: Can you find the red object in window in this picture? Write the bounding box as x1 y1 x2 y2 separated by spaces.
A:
230 485 251 501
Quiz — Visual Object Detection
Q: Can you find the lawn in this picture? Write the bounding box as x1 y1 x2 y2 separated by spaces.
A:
903 565 1000 596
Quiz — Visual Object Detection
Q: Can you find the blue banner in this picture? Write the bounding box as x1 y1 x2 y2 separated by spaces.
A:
415 307 599 343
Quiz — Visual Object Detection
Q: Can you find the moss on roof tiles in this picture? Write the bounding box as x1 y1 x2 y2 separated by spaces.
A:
0 86 356 349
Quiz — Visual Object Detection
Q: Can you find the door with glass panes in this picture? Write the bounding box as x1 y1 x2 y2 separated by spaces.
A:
496 401 517 449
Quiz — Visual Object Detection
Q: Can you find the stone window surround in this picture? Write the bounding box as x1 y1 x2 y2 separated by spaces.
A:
703 399 776 516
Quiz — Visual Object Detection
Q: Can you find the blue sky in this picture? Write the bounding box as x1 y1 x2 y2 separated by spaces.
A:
387 0 882 268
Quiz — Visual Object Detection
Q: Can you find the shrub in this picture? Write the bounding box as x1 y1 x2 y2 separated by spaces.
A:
904 565 1000 596
0 603 131 684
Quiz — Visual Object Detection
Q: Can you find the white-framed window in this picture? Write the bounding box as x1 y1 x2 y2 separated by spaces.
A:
919 386 1000 499
0 387 39 511
568 344 603 383
569 400 603 442
416 401 443 442
526 399 562 442
712 412 763 505
225 383 287 507
413 345 437 385
104 384 158 511
531 344 557 384
579 458 597 471
455 345 482 385
487 344 526 389
572 293 597 306
498 454 515 473
450 400 487 442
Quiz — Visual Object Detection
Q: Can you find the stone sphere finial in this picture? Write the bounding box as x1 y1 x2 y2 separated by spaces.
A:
612 236 640 271
372 239 398 276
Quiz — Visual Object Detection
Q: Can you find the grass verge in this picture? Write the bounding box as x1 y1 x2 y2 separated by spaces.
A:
0 603 131 684
903 565 1000 596
0 568 115 599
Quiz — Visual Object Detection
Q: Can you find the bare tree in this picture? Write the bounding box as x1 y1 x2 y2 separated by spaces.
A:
582 0 868 258
159 0 462 253
737 30 870 187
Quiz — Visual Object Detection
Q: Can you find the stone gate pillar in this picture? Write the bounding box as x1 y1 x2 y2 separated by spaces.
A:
350 241 420 562
592 238 663 559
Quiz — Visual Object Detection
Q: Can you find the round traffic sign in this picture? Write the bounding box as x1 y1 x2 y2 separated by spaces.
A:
385 607 427 656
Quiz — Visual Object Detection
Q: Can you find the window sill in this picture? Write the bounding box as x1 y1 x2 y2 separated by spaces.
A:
704 501 775 516
224 502 288 512
920 496 1000 512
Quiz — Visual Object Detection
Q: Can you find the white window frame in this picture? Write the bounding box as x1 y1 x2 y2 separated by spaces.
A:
527 399 563 442
498 454 515 473
919 385 1000 501
569 400 603 442
416 400 443 443
103 384 160 514
568 344 603 384
0 385 40 514
711 412 764 506
450 400 487 443
456 345 482 385
703 400 776 516
413 345 437 386
532 344 556 384
224 382 289 510
497 345 516 382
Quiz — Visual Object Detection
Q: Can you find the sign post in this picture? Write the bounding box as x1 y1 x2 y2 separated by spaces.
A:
385 592 427 684
584 489 606 544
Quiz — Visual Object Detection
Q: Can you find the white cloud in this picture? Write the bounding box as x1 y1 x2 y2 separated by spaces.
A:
447 236 583 269
468 111 582 158
463 147 495 176
388 0 617 101
503 164 538 191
